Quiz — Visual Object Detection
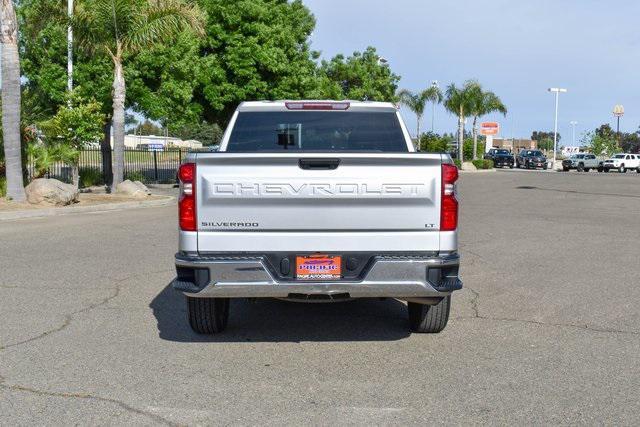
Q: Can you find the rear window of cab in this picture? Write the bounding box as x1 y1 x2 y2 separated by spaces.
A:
226 111 408 152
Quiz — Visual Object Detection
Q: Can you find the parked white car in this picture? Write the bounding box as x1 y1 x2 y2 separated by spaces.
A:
602 153 640 173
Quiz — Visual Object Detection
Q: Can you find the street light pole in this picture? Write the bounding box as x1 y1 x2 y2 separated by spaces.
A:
570 120 578 146
548 87 567 167
67 0 73 92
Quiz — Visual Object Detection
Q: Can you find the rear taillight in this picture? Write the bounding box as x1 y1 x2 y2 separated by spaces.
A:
178 163 196 231
440 163 459 231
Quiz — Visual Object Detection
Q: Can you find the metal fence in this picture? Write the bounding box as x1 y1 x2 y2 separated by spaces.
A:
27 148 189 185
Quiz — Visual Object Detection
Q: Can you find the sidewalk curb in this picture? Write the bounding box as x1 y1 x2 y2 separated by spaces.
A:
0 195 175 221
459 169 497 174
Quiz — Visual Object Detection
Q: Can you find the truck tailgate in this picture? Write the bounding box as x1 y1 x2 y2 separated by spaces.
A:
195 153 443 232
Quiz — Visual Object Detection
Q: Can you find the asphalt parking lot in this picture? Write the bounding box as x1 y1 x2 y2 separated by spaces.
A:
1 170 639 425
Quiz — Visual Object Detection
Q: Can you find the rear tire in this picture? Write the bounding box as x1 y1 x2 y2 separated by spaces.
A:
187 297 229 334
584 168 590 172
408 296 451 333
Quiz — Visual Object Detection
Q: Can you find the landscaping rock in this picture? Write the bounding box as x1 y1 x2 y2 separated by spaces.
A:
116 180 151 198
461 161 477 171
25 178 79 206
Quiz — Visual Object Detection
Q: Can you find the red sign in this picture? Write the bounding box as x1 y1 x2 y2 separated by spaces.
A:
480 122 500 135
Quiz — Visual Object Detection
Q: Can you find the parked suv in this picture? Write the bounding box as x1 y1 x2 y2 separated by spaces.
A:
602 153 640 173
516 150 547 169
484 148 514 168
561 153 602 172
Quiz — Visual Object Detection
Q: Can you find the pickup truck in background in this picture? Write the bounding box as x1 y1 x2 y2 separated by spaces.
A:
174 101 462 334
561 153 602 172
602 153 640 173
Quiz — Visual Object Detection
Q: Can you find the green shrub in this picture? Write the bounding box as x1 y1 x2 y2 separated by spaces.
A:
79 167 103 188
471 159 484 169
471 159 494 169
419 132 450 152
453 159 462 169
126 171 147 183
462 139 487 161
0 176 6 198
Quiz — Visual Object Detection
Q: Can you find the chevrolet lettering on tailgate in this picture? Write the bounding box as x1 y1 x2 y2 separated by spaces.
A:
204 181 428 198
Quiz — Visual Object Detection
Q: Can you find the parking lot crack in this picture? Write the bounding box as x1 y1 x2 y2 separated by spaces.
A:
0 382 177 426
0 269 173 352
0 284 120 352
480 316 640 336
454 315 639 336
467 287 481 318
457 287 638 335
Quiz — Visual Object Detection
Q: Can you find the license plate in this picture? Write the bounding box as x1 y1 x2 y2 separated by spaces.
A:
296 255 341 280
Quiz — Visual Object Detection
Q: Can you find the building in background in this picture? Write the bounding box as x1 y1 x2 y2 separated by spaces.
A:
561 146 586 156
106 134 203 150
490 138 537 152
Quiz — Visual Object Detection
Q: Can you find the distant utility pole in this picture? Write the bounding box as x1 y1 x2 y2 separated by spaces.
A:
431 80 438 132
548 87 567 166
570 121 578 146
67 0 73 91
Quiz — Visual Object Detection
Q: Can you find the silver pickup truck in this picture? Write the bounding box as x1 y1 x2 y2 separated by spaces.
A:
174 101 462 334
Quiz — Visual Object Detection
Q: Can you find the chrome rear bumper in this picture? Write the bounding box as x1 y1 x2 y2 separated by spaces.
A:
174 253 462 299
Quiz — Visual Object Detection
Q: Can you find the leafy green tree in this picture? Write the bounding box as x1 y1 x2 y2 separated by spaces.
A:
537 138 554 151
19 0 114 117
39 94 105 188
126 30 205 129
133 120 164 136
531 131 561 145
595 124 615 140
620 130 640 153
314 47 400 102
445 81 478 163
397 86 442 149
468 83 507 160
582 131 618 157
1 0 27 201
71 0 205 190
173 122 223 146
419 132 452 152
178 0 320 125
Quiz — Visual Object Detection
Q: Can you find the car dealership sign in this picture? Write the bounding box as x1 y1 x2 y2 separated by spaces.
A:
480 122 500 135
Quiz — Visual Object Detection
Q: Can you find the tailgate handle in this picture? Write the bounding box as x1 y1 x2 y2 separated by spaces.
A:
299 158 340 170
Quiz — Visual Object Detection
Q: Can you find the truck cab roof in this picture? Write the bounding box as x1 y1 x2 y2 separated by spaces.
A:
237 100 399 113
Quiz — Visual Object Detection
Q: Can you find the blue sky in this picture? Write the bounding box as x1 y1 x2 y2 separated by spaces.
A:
303 0 640 144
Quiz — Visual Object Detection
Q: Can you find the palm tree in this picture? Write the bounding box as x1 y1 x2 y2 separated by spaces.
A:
468 85 507 160
444 81 478 162
1 0 27 201
72 0 204 191
398 86 442 150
